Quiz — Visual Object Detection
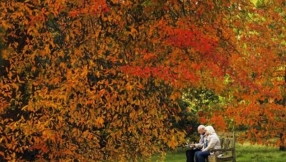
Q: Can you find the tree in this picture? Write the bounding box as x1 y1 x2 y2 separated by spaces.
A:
0 0 285 161
202 0 286 149
0 0 185 161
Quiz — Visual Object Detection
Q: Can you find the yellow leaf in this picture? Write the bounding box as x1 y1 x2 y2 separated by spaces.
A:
167 135 178 149
44 45 51 54
95 117 104 128
126 82 133 91
58 116 63 122
81 65 88 78
129 26 137 38
42 129 56 142
63 149 73 155
11 83 19 91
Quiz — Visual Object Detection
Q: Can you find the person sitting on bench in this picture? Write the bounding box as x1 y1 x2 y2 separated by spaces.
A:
195 125 221 162
186 125 207 162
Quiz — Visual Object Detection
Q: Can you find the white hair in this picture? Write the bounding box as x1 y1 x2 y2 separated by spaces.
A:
197 125 205 130
205 125 216 135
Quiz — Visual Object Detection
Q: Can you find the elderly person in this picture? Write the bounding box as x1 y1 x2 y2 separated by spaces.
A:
194 125 221 162
186 125 207 162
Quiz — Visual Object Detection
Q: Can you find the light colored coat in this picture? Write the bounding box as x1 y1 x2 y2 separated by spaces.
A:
202 133 221 151
202 126 221 151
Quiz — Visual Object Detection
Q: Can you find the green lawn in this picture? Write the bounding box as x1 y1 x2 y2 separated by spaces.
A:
152 143 286 162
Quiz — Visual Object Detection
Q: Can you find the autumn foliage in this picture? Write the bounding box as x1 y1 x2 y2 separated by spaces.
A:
0 0 285 161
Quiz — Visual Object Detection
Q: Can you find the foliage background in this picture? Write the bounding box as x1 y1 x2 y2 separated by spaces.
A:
0 0 285 161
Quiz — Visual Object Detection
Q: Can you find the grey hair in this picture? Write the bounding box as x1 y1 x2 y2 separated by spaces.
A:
205 125 216 135
197 125 205 130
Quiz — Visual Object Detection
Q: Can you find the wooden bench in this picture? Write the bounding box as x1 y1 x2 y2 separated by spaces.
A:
208 132 236 162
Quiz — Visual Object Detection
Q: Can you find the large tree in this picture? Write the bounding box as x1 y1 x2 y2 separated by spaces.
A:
218 0 286 148
0 0 285 161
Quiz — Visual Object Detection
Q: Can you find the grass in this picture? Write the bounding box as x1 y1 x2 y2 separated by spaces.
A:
152 143 286 162
235 143 286 162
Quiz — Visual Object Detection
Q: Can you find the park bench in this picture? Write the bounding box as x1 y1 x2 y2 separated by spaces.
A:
208 132 236 162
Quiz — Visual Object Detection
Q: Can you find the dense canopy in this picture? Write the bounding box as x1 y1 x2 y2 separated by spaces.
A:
0 0 285 161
